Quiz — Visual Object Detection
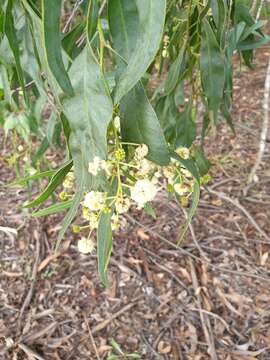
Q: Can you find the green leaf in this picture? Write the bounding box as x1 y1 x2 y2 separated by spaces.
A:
31 136 50 166
42 0 74 96
177 181 200 245
200 20 225 119
144 203 156 219
108 0 139 63
87 0 98 42
108 0 169 165
175 98 196 149
170 151 200 183
164 45 185 95
62 22 85 60
10 169 55 186
193 146 211 176
46 112 61 146
120 83 170 165
63 44 113 191
32 200 73 217
57 183 83 247
97 211 113 286
24 160 73 208
113 0 166 103
4 0 28 104
57 44 113 242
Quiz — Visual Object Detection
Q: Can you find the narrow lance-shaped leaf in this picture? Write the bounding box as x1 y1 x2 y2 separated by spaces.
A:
58 44 113 242
200 20 225 120
113 0 166 103
42 0 74 96
97 212 113 286
175 98 196 149
177 181 200 245
4 0 28 104
33 200 73 217
120 83 170 165
24 160 73 208
87 0 98 43
109 0 169 165
164 45 186 95
63 45 113 190
108 0 139 66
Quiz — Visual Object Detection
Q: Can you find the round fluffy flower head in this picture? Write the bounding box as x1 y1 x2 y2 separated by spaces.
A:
88 156 102 176
174 183 189 196
131 179 158 209
138 158 155 176
111 213 120 231
83 191 106 211
78 237 95 254
63 171 75 189
176 147 190 160
115 197 131 214
88 156 109 176
135 144 149 160
89 212 99 229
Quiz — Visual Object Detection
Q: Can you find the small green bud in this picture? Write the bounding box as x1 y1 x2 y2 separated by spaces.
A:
72 225 81 233
59 191 68 201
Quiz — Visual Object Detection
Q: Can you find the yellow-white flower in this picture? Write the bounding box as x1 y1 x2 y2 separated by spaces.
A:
83 191 106 211
78 237 95 254
174 183 189 196
115 197 131 214
181 168 192 178
114 116 121 130
138 158 154 176
63 172 75 189
89 212 99 229
88 156 109 176
111 213 120 231
131 179 158 208
176 147 190 159
135 144 149 160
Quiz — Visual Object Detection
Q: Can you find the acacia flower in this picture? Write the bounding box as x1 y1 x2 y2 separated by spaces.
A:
174 183 189 196
83 191 106 211
78 237 95 254
135 144 149 160
88 156 109 176
137 158 154 176
131 179 158 209
114 116 121 130
176 147 190 159
115 197 131 214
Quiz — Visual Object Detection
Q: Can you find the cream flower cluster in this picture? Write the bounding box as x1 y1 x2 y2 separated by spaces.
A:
88 156 110 176
130 179 158 209
62 115 202 255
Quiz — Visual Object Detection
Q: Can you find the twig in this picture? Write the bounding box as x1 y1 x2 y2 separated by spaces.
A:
84 314 101 360
126 214 270 282
18 343 45 360
181 207 210 261
248 55 270 183
189 259 218 360
63 0 84 33
142 247 188 290
18 231 41 323
207 187 270 242
92 298 141 334
256 0 266 20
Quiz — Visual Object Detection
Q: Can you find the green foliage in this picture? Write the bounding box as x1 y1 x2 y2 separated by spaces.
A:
0 0 268 284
